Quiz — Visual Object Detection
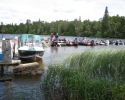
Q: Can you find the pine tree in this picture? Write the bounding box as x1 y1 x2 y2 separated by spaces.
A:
101 6 109 37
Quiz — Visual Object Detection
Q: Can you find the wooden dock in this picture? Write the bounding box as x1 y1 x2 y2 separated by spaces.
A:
0 38 44 75
0 60 21 74
0 60 21 65
0 38 21 74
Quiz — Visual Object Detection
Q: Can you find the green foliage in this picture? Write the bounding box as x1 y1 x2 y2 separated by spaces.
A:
40 49 125 100
112 84 125 100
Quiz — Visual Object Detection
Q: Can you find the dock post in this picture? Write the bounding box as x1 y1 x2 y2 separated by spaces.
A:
0 65 4 74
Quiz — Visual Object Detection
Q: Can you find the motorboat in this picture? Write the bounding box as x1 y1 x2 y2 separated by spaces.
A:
51 38 67 46
51 38 79 47
18 34 45 62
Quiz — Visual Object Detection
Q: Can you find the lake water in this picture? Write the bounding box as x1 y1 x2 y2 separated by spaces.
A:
0 34 125 99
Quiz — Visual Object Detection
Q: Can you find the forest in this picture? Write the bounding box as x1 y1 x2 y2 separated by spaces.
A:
0 7 125 38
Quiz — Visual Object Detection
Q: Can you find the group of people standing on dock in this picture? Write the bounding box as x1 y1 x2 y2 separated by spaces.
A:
50 33 59 42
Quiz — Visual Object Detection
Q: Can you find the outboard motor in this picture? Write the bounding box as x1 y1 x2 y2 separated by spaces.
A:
91 40 95 46
115 40 119 45
74 38 78 44
105 40 109 46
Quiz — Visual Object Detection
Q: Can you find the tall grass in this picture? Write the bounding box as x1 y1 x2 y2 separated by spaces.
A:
40 49 125 100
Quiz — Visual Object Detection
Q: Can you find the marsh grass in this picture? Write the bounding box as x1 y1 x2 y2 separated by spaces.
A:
40 49 125 100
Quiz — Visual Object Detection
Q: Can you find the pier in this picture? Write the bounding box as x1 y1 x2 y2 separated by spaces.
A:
0 60 21 74
0 38 21 74
0 38 44 76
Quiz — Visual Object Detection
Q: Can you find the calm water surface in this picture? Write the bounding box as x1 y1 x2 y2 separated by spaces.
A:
1 34 125 99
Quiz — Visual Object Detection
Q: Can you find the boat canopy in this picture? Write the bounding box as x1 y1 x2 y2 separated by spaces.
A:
19 34 41 43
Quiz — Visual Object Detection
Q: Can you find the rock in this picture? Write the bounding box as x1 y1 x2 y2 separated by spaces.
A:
13 62 39 75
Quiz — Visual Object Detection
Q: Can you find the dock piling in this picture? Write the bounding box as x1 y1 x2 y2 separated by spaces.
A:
0 65 3 74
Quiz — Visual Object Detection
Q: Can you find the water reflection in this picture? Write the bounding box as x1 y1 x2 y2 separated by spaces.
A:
0 74 44 100
1 82 14 100
50 47 58 53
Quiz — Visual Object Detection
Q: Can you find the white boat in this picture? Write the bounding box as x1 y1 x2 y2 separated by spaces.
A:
18 34 45 62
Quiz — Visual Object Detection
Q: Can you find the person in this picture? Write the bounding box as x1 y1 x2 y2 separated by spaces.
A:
55 33 59 46
55 33 59 41
50 33 54 41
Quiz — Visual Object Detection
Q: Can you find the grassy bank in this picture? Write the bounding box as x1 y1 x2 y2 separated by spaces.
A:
40 49 125 100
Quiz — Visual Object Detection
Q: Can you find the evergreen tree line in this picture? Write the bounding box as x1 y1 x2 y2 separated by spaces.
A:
0 8 125 38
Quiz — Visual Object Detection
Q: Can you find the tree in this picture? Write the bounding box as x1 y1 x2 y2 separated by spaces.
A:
101 6 109 37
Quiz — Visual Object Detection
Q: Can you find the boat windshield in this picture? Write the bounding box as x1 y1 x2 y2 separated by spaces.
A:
21 39 27 46
35 40 40 47
19 34 42 47
28 35 34 43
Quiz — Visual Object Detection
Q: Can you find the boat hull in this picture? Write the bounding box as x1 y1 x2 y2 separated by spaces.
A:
51 41 66 46
79 42 91 46
19 55 42 63
18 50 44 63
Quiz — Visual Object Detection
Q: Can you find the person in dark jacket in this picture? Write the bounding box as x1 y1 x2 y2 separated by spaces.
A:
55 33 59 45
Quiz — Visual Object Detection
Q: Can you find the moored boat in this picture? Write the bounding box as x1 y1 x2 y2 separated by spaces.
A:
72 37 79 46
18 34 45 62
66 40 74 46
114 40 124 45
79 41 91 46
51 38 67 46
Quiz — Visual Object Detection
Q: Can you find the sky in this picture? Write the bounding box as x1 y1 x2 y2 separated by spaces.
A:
0 0 125 25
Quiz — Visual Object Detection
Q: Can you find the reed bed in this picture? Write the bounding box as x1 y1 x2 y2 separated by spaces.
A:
40 49 125 100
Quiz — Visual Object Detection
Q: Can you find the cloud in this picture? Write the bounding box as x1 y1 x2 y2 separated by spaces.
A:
0 0 125 24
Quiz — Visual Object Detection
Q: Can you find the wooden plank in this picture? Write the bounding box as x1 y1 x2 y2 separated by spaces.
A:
0 78 12 82
0 60 21 65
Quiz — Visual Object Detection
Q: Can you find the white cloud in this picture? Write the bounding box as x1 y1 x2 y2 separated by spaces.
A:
0 0 125 24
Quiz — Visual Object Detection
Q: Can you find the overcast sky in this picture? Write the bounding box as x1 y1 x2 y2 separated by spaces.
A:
0 0 125 25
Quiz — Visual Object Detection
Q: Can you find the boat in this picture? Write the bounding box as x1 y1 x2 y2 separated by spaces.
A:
78 39 98 46
69 37 79 46
66 40 79 46
78 37 92 46
114 40 124 45
51 38 67 46
66 40 74 46
51 38 79 47
79 41 91 46
18 34 45 62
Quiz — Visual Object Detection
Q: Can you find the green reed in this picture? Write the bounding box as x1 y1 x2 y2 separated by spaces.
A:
40 49 125 100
